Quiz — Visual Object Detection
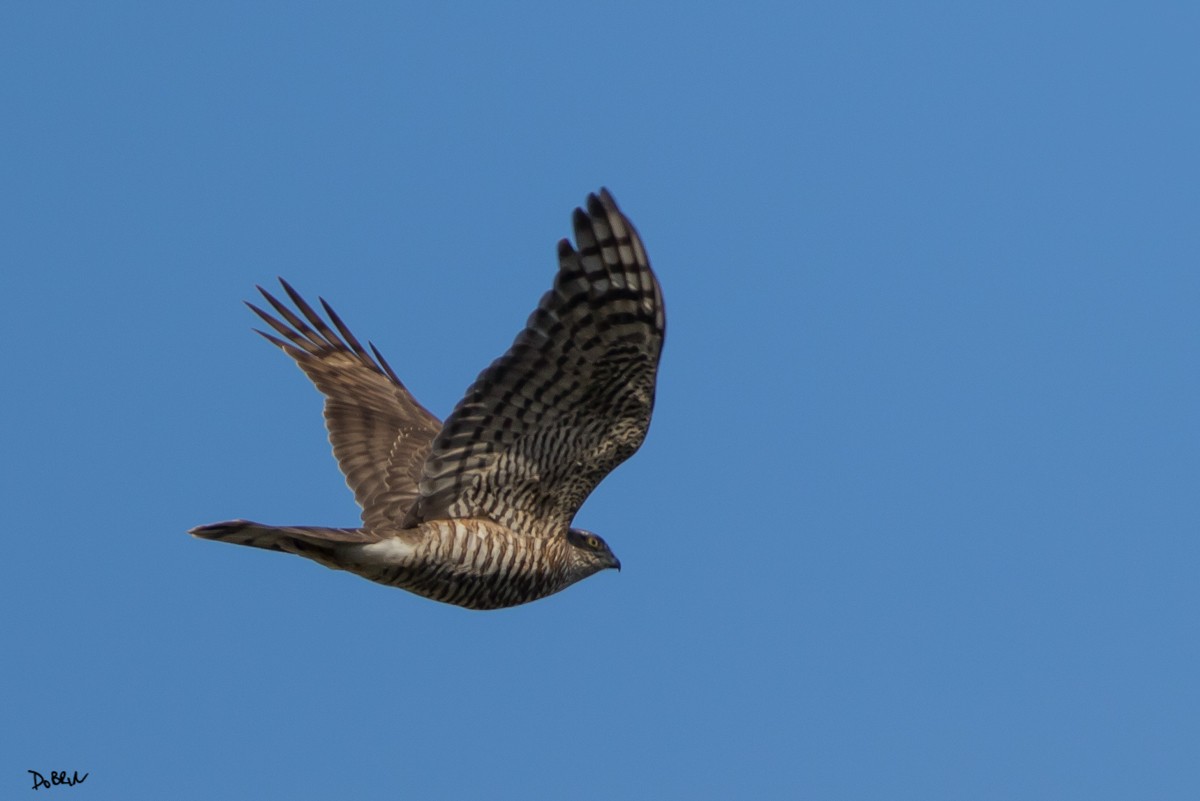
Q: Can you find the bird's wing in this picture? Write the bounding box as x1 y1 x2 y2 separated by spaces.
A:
248 280 442 528
404 189 665 538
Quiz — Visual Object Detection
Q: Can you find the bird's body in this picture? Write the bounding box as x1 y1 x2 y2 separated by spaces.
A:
195 518 609 610
191 190 663 610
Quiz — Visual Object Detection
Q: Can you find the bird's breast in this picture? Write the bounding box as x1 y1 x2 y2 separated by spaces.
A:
355 518 572 610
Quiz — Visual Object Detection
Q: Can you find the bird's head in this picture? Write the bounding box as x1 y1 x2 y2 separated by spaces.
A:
566 527 621 573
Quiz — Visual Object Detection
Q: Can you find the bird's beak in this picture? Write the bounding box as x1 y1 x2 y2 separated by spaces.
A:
611 556 622 572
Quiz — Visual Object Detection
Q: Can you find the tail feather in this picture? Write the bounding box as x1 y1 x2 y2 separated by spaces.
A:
189 519 377 570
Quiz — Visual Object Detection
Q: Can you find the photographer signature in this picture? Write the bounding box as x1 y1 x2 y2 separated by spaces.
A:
28 771 88 791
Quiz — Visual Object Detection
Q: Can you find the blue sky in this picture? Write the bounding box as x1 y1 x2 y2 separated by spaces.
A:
3 2 1197 799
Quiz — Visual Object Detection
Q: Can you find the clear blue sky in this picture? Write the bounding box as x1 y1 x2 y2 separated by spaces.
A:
3 3 1197 799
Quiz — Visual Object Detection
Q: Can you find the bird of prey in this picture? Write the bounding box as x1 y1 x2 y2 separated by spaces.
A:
191 189 664 610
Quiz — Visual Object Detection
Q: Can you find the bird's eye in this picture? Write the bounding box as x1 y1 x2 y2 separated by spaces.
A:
587 536 600 549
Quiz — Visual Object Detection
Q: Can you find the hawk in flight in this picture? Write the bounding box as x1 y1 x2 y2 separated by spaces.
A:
191 190 664 610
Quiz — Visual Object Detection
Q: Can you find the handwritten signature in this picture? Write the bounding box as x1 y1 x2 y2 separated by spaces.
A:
29 771 88 791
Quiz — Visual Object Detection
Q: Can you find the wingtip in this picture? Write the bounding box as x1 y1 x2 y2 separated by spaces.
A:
593 187 618 212
278 277 306 306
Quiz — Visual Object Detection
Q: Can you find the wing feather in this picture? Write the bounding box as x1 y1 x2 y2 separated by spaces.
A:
404 189 665 537
248 280 442 528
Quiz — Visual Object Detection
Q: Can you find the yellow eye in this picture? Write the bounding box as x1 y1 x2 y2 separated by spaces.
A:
587 536 601 549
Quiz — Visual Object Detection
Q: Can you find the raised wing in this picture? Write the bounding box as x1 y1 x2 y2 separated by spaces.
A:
404 189 665 538
248 280 442 528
